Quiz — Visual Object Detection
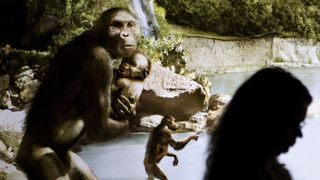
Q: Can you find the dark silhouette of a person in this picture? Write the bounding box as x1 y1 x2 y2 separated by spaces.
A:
204 67 312 180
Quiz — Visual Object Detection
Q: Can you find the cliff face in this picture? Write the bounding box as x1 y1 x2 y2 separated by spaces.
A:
273 38 320 64
182 36 320 74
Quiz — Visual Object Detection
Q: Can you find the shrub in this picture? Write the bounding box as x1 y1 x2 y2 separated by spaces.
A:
138 35 185 65
156 0 320 40
50 0 129 51
273 57 285 63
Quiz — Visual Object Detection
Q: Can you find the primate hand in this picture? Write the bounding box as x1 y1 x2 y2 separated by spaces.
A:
114 95 136 120
173 155 179 166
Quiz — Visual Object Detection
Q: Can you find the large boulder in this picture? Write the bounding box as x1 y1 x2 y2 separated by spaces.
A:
136 65 206 123
0 45 50 110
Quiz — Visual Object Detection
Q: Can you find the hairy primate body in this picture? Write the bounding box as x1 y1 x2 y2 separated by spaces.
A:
111 51 151 120
144 116 198 180
16 8 140 179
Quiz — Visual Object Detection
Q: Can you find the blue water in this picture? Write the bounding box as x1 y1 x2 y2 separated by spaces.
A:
79 133 208 180
79 67 320 180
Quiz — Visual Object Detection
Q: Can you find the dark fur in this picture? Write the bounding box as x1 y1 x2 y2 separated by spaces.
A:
16 8 139 179
144 116 198 180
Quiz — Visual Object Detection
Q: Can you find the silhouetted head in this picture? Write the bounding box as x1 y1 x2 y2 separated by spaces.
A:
211 67 312 157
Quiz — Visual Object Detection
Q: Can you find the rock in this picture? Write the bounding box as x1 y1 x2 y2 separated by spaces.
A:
206 108 224 133
0 91 14 110
5 170 28 180
188 112 207 124
176 121 202 132
273 37 319 65
0 140 14 163
0 159 18 176
194 76 212 106
13 66 40 105
135 66 208 132
137 65 206 122
182 36 320 75
182 36 274 74
0 74 9 92
206 94 231 132
137 113 205 132
208 94 231 111
0 74 14 109
0 158 28 180
0 45 50 109
139 115 163 128
0 45 50 76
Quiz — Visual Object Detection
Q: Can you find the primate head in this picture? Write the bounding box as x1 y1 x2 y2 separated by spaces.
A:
118 51 151 80
160 115 179 131
93 8 141 58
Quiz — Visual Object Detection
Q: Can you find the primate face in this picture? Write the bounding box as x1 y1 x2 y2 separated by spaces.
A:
166 116 179 131
107 11 140 58
119 53 149 79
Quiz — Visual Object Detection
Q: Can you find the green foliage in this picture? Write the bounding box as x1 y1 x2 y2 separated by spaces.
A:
271 0 318 39
154 3 169 36
156 0 320 40
138 35 185 66
51 0 129 51
157 0 230 34
302 0 320 6
48 0 184 70
273 57 285 62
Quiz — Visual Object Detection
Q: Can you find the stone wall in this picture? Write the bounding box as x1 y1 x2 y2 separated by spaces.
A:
182 36 320 74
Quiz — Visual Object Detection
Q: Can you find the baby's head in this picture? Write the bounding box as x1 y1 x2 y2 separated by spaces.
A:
118 50 151 80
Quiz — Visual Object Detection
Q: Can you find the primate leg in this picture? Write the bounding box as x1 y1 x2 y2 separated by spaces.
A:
144 162 167 180
18 145 70 180
68 151 97 180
